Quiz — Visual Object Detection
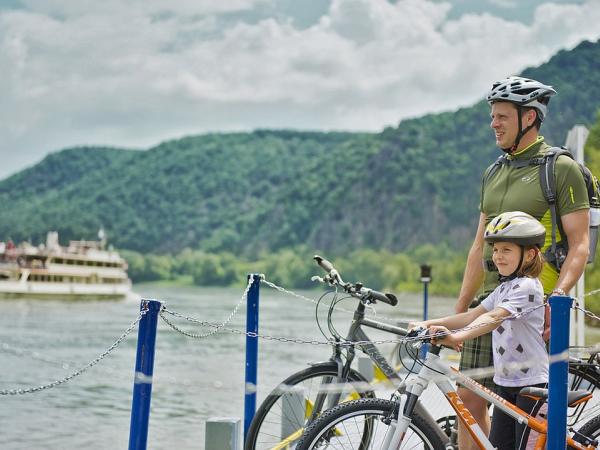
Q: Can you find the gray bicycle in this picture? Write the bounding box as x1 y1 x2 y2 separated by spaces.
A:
244 255 449 450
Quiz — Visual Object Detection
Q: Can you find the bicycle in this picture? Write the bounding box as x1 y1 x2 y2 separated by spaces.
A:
244 256 450 450
296 328 600 449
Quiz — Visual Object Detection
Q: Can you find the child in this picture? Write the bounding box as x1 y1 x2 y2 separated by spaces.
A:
410 211 548 450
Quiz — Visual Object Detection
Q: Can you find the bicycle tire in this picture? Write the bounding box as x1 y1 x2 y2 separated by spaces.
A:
574 414 600 446
244 362 374 450
296 397 446 450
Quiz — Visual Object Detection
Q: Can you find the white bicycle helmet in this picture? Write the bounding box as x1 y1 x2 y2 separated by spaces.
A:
484 211 546 248
486 76 556 122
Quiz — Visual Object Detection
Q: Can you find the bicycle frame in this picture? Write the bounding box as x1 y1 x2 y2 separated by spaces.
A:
343 300 407 382
388 345 595 450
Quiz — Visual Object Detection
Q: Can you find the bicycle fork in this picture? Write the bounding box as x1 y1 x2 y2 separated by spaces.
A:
382 365 434 449
381 394 410 449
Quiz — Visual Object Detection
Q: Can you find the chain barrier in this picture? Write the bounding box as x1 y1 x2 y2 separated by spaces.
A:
584 287 600 298
158 294 600 360
159 278 252 338
160 306 336 345
0 305 147 395
261 278 415 325
574 304 600 323
5 277 598 396
160 301 545 347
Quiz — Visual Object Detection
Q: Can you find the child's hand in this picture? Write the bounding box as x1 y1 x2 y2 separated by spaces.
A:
408 321 427 331
428 325 462 352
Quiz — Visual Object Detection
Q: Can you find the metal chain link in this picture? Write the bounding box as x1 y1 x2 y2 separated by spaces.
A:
263 277 600 323
574 304 600 323
159 278 252 338
0 306 147 395
584 287 600 298
160 307 336 345
260 278 413 325
160 277 598 353
160 302 544 347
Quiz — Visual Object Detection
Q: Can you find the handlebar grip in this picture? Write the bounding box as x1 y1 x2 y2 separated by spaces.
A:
313 255 335 272
368 290 398 306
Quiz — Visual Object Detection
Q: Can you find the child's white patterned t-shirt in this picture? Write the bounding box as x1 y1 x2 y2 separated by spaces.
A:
481 276 548 387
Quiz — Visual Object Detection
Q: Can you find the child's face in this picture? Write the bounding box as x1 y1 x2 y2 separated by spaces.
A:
492 241 523 276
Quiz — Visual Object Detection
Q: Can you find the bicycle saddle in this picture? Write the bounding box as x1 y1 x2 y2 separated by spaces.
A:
519 386 592 407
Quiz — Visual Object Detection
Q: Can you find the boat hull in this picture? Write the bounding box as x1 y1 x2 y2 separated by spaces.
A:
0 280 132 300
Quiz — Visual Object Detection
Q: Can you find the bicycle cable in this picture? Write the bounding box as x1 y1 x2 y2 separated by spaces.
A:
407 335 446 376
315 290 335 341
327 294 355 341
397 341 421 376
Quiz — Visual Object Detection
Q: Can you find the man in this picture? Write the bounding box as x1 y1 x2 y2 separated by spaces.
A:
455 76 590 449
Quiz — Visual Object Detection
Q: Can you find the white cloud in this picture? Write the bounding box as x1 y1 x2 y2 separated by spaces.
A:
1 0 600 178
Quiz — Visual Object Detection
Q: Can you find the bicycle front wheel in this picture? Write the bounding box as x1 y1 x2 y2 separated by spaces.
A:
245 362 374 450
296 397 446 450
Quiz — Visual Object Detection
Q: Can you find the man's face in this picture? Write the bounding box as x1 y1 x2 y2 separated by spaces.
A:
490 102 519 149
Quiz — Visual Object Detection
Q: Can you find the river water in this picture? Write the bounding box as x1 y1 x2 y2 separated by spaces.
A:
0 283 598 449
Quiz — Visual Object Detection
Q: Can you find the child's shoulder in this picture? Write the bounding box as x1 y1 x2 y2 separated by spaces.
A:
511 276 543 294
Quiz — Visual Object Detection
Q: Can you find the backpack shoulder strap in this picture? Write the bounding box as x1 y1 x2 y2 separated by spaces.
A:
539 146 574 204
483 155 508 185
539 146 573 269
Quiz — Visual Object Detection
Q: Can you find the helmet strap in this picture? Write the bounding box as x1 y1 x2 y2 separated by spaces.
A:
501 106 536 154
498 246 525 283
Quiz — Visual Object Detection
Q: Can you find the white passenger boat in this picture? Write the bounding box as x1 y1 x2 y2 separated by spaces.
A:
0 231 132 299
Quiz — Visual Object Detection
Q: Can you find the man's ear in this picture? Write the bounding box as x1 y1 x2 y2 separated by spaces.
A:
526 109 537 127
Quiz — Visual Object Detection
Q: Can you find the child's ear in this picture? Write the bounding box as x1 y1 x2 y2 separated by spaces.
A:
526 247 537 261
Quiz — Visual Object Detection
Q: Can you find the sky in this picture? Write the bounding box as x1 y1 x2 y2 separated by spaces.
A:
1 0 600 180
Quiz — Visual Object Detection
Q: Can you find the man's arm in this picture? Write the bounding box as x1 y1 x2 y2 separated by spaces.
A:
555 209 590 293
455 213 487 313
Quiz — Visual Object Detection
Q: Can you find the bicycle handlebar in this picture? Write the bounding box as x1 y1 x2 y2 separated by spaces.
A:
365 288 398 306
313 255 398 306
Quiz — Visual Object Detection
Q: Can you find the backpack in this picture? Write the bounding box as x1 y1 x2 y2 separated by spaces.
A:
484 146 600 270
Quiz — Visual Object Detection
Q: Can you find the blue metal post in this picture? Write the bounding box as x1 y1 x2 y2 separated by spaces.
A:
420 264 432 321
419 265 431 359
422 281 429 321
419 280 430 360
244 274 261 442
128 299 162 450
547 294 572 450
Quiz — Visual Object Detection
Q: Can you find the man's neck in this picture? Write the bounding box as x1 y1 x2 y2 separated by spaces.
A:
512 130 539 154
510 135 543 158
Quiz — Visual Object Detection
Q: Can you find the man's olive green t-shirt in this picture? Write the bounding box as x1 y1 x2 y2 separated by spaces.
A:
480 137 589 294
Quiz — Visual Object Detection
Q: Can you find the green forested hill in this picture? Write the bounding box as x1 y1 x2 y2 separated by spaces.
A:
1 39 600 260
